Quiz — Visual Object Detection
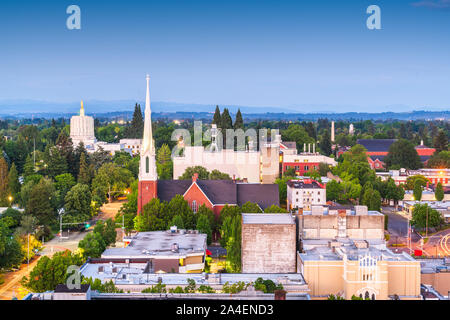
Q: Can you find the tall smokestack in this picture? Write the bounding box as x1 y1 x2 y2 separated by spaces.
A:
331 121 335 143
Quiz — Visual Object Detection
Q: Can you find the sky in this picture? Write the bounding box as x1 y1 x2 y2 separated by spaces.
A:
0 0 449 113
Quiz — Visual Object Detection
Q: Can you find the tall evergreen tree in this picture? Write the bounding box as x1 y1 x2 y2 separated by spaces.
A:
128 103 144 138
434 129 448 153
234 109 244 130
78 152 92 185
221 108 233 149
212 105 221 126
319 129 332 156
0 157 9 206
8 163 20 202
435 182 444 202
306 122 316 140
55 130 76 176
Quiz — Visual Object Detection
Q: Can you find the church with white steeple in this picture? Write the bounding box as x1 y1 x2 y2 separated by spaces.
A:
137 75 158 213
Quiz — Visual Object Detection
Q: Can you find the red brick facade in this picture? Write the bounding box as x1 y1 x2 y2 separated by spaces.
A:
137 180 157 214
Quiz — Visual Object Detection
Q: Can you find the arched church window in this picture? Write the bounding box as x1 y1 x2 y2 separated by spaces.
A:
365 291 370 300
371 294 375 300
146 157 149 173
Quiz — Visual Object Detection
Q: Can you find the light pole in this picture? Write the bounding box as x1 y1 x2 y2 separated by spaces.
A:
8 195 13 207
58 208 66 241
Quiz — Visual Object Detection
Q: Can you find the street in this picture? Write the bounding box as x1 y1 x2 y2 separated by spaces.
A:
0 201 124 300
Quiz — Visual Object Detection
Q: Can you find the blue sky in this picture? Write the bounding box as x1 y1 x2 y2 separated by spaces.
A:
0 0 449 113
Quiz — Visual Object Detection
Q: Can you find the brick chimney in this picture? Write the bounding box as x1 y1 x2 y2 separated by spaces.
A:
274 290 287 300
192 173 199 182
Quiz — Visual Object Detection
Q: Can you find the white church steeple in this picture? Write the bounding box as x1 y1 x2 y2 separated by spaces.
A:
139 74 157 181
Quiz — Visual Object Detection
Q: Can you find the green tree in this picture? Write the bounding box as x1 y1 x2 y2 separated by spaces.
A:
212 106 221 125
405 175 428 190
433 129 448 153
234 109 244 130
319 129 332 156
225 215 241 273
170 215 185 229
427 151 450 169
44 145 68 179
264 205 287 213
91 163 134 204
134 198 168 231
413 180 423 201
78 152 93 185
126 103 144 138
156 144 173 180
240 201 262 213
25 178 56 229
7 163 20 202
411 203 443 230
78 232 106 259
93 218 117 246
368 189 381 211
196 214 212 245
385 139 422 170
0 157 9 206
435 182 444 202
55 173 76 208
209 169 231 180
168 195 196 230
179 166 210 180
64 183 92 224
326 180 342 201
21 250 83 292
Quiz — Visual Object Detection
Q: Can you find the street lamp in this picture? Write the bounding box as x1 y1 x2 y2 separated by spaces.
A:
8 195 13 207
58 208 66 241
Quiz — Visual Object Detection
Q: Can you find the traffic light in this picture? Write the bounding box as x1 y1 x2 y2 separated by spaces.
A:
85 222 91 229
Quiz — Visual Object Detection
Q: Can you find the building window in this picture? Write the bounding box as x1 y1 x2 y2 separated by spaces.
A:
304 166 309 171
365 292 370 300
146 156 149 173
192 200 198 213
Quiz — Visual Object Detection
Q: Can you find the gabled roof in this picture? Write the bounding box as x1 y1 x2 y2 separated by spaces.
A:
157 180 192 202
156 180 279 210
357 139 397 152
280 141 296 150
196 180 237 204
236 183 280 210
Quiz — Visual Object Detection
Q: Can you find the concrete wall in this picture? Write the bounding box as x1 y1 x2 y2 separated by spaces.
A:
173 147 261 183
298 214 384 240
242 223 296 273
421 272 450 297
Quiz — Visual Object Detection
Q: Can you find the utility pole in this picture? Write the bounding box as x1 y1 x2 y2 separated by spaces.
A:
33 138 36 170
27 233 30 271
426 206 429 239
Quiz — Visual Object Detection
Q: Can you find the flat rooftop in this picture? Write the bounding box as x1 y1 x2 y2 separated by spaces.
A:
80 262 306 286
242 213 295 225
299 239 417 262
102 230 207 259
300 207 383 216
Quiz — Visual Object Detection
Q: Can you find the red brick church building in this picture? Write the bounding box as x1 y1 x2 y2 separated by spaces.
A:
137 75 279 215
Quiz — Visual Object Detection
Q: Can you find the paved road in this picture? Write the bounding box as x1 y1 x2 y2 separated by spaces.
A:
0 201 124 300
383 207 408 237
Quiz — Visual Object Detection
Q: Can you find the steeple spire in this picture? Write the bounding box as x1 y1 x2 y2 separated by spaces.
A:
139 74 157 182
142 74 153 154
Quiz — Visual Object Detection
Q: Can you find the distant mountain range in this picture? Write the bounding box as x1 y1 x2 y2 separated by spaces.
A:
0 99 448 121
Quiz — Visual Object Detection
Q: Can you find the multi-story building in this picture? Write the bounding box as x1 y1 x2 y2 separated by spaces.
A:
137 75 280 215
173 125 280 184
100 229 207 273
297 205 385 240
287 179 326 211
376 168 450 187
356 139 435 170
120 139 142 156
241 214 297 273
281 144 337 176
297 239 421 300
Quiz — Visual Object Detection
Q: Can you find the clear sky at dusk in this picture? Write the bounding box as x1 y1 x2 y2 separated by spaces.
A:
0 0 449 112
